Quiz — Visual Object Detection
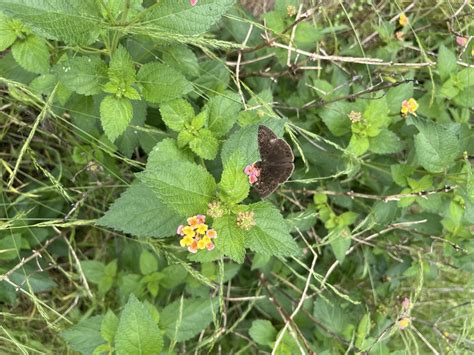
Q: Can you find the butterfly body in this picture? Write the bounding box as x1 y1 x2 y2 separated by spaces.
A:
250 125 294 198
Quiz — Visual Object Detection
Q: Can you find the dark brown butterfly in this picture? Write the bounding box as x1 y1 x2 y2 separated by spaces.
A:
247 125 294 198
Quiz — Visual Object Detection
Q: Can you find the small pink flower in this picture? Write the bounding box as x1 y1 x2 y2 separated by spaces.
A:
190 0 198 6
206 229 217 239
402 297 411 311
456 36 468 47
244 164 261 185
177 224 184 236
196 214 206 224
206 242 215 251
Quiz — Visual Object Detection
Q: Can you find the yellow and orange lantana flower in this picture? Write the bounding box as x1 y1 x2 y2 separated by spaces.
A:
177 214 217 253
400 98 418 117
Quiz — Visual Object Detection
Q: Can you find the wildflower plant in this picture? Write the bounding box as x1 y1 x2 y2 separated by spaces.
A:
0 1 473 354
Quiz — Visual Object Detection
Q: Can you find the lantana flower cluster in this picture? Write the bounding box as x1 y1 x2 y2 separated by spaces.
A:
244 164 260 184
400 98 418 117
177 215 217 253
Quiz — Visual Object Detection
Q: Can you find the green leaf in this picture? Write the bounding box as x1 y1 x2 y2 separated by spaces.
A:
249 320 277 347
139 250 158 275
11 35 49 74
347 134 369 156
368 129 403 154
0 0 102 45
410 117 460 173
386 82 414 114
160 298 217 342
97 182 183 238
363 96 390 128
144 0 235 36
61 316 105 355
355 313 371 349
81 260 105 284
101 310 119 344
57 56 107 95
313 296 346 334
456 67 474 88
138 161 217 217
189 129 219 160
115 294 163 355
213 214 246 263
162 45 200 78
329 229 351 263
218 152 249 204
137 62 191 104
194 60 229 94
99 95 133 142
246 202 300 257
146 138 194 170
108 46 135 86
206 92 242 137
159 98 195 132
0 12 17 51
319 101 351 136
438 45 458 82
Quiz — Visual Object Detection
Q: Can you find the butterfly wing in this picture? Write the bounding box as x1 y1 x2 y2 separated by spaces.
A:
258 125 294 164
253 161 294 198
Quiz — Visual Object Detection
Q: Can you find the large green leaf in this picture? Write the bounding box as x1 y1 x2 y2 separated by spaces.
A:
11 35 49 74
138 161 217 217
61 316 105 355
97 182 183 238
218 152 249 204
115 294 163 355
159 99 195 132
213 214 246 263
0 12 17 51
146 138 194 170
246 202 300 257
410 117 460 173
368 129 403 154
57 56 107 95
99 95 133 142
160 298 218 342
0 0 103 45
437 45 458 82
206 91 242 137
144 0 235 36
137 62 191 104
249 320 277 347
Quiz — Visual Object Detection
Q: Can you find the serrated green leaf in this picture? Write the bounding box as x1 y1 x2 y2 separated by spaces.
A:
329 229 351 263
0 12 17 50
218 152 249 204
57 56 107 95
313 296 346 334
410 118 460 173
137 62 191 104
347 134 369 156
81 260 105 284
146 138 194 170
249 320 277 347
246 202 300 257
97 182 183 238
115 294 163 355
108 46 135 84
101 310 119 344
438 45 458 82
206 91 242 137
0 0 102 45
138 161 217 217
99 95 133 142
162 45 200 78
213 214 245 263
160 298 218 342
368 129 403 154
177 130 194 148
11 35 49 73
159 99 195 132
61 316 105 355
363 96 390 127
139 250 158 275
319 101 351 136
189 129 219 160
144 0 235 36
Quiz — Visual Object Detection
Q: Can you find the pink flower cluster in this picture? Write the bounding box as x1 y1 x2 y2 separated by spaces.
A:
244 164 260 184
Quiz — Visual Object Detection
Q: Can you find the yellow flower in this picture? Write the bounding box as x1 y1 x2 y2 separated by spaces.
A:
398 317 411 330
180 235 194 247
202 236 211 244
399 13 408 27
182 226 195 237
195 223 208 234
401 98 418 117
197 238 207 249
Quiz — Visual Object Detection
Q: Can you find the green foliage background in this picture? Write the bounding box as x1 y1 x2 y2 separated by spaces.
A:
0 0 473 353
